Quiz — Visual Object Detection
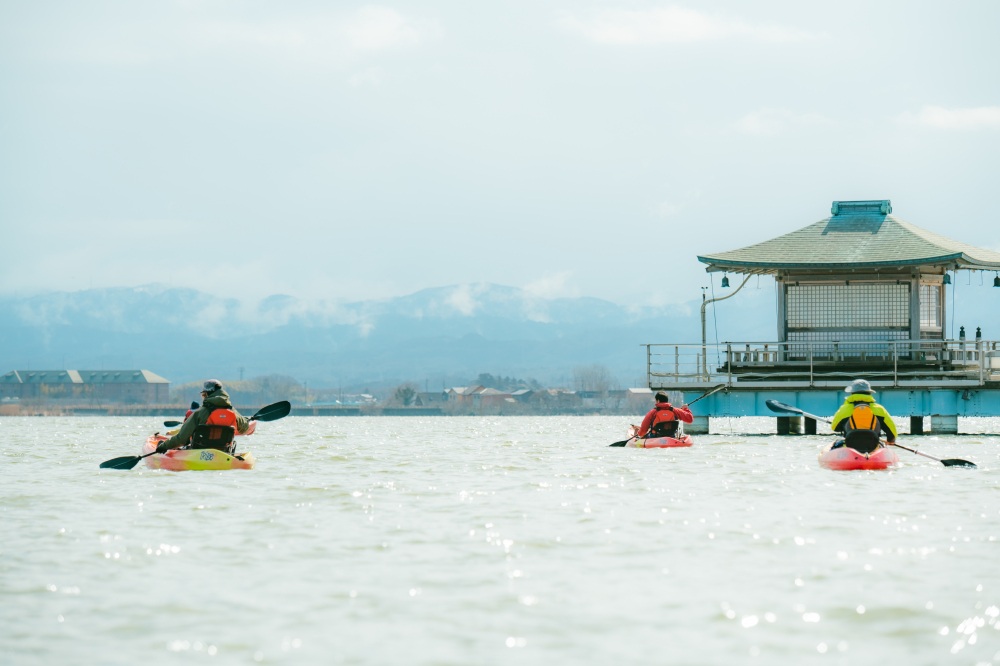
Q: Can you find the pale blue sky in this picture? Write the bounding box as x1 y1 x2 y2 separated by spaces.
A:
2 1 999 308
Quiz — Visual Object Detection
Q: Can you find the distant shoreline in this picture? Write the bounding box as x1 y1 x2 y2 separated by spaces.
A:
0 404 641 417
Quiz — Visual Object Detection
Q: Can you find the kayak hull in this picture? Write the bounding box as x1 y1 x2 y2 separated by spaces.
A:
818 443 898 470
626 434 694 448
143 435 255 471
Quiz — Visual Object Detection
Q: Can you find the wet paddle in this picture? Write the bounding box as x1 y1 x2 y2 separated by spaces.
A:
764 399 977 469
610 384 727 446
100 400 293 470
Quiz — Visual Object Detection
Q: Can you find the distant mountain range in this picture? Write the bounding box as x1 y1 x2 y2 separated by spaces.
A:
0 283 777 389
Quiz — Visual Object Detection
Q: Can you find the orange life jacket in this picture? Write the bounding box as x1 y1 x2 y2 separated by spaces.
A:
206 408 238 429
847 403 879 434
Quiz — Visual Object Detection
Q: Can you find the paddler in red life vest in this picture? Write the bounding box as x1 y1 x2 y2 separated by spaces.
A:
156 379 251 453
636 392 694 439
830 379 898 453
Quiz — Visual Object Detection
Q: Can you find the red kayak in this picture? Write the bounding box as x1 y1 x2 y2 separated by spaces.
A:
818 442 899 470
625 434 694 448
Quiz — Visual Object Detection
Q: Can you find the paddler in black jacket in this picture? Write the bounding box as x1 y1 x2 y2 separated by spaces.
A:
156 379 251 452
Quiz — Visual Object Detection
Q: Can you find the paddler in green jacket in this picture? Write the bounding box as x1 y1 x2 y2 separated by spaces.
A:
156 379 251 453
830 379 898 451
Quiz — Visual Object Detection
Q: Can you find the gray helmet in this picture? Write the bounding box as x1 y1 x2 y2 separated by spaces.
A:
845 379 874 394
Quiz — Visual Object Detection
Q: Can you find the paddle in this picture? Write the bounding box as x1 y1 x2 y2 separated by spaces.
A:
610 384 727 446
99 400 293 470
764 399 977 469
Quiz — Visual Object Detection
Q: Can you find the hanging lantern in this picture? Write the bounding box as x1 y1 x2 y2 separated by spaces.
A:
943 273 951 285
994 274 1000 288
721 274 730 288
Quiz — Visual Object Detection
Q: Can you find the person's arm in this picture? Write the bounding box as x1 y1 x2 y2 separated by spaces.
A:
878 412 898 442
234 410 251 434
673 405 694 423
636 409 656 437
830 404 851 433
158 411 201 451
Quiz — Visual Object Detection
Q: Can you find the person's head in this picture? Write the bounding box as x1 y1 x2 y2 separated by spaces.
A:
201 379 223 397
844 379 874 395
654 391 669 403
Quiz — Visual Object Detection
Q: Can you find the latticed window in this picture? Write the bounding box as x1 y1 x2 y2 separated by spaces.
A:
785 282 910 358
919 283 942 330
786 283 909 329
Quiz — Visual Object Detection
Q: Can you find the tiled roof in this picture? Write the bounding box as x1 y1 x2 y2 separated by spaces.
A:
0 370 169 384
698 200 1000 272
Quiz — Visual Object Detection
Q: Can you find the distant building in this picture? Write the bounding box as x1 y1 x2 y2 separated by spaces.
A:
0 370 170 404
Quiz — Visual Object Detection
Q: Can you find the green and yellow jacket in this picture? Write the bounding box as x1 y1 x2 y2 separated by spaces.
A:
831 393 898 442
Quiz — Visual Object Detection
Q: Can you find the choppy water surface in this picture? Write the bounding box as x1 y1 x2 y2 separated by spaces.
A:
1 416 998 665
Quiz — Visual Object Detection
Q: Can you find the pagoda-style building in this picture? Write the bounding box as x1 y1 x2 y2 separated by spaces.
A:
648 200 1000 434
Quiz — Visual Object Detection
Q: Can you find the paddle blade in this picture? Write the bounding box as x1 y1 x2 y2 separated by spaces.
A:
765 399 800 415
251 400 291 422
609 440 629 447
941 458 977 468
99 455 142 470
163 420 182 427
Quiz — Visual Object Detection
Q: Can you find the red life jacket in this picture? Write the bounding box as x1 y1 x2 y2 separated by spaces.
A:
650 404 680 437
206 408 238 429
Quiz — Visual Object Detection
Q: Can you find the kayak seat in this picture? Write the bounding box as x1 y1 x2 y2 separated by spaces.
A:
189 424 235 454
843 429 880 454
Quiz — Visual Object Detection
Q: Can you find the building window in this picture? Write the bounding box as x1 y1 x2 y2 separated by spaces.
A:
786 282 910 330
919 283 942 330
785 282 911 358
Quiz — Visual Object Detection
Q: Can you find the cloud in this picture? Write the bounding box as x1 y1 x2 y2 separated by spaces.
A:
349 66 385 88
733 107 834 136
523 272 577 299
446 284 481 316
557 6 815 45
342 6 437 52
897 105 1000 131
197 6 443 58
656 201 683 219
43 6 443 65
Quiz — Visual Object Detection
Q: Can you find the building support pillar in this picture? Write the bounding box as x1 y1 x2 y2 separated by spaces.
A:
910 416 924 435
804 418 817 435
930 415 958 435
776 416 803 435
687 415 709 434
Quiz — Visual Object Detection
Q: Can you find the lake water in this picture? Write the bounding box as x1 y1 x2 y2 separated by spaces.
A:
1 415 998 665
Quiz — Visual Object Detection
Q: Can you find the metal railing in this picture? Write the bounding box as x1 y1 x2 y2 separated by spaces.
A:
646 339 1000 389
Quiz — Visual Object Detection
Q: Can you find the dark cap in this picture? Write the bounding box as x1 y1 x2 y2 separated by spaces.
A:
202 379 223 393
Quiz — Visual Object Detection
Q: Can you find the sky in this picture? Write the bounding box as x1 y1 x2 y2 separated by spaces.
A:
2 0 1000 309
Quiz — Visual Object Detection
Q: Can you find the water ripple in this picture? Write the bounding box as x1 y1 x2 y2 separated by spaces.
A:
1 416 998 664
